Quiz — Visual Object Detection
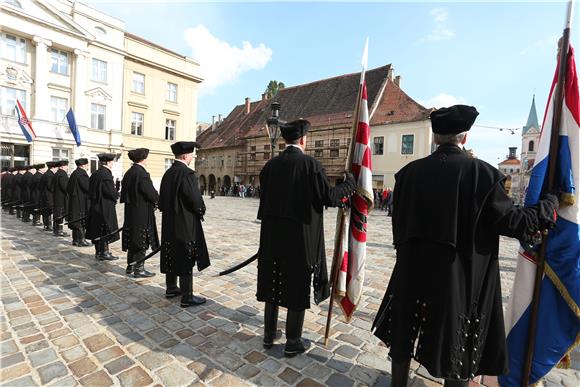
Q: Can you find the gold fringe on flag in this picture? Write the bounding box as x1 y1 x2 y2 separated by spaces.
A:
560 192 576 206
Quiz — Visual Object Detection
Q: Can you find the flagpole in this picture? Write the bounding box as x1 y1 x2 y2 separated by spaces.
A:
522 1 574 385
324 39 368 346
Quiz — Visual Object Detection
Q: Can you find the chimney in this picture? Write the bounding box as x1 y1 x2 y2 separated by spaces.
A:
218 114 222 123
394 75 401 87
245 97 251 114
211 115 216 131
387 66 394 81
262 93 267 101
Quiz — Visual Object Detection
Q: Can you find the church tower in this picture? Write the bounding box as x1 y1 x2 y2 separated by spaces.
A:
521 95 541 171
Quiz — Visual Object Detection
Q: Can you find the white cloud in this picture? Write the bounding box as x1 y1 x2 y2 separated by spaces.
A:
423 8 455 42
420 93 465 108
519 35 559 55
184 25 272 94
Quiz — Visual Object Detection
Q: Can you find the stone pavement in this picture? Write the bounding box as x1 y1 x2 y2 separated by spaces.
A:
1 196 578 387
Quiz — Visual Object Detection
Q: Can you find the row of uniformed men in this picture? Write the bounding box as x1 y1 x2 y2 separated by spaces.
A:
0 142 209 307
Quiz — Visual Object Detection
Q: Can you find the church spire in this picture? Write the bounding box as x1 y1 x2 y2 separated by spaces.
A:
522 95 539 134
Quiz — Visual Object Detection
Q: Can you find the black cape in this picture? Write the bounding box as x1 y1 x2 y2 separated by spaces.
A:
11 173 23 203
67 167 90 230
372 145 559 379
21 171 33 204
158 160 209 275
31 172 42 206
86 167 119 242
2 173 14 203
120 164 159 252
52 169 69 219
256 146 355 310
39 170 55 214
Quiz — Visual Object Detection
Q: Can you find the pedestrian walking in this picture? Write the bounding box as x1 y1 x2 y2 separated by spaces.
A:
256 119 356 357
159 141 209 307
67 158 91 246
86 153 119 261
121 148 159 278
371 105 559 386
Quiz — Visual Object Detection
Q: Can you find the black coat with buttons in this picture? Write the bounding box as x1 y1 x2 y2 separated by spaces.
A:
39 169 54 213
66 167 90 230
52 168 69 219
158 160 209 275
86 166 119 243
256 146 356 311
120 163 159 252
372 145 559 380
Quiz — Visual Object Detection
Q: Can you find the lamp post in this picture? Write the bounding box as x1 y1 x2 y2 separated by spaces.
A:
266 102 281 159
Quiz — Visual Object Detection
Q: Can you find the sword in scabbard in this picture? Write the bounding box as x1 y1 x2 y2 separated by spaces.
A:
217 250 259 276
64 215 88 226
129 246 162 267
93 227 123 242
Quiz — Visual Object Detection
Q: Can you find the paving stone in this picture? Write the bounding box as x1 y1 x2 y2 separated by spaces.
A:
211 372 250 386
4 375 37 386
278 366 302 384
104 355 134 375
83 334 114 352
136 350 172 371
350 364 381 385
37 361 68 384
117 366 153 387
296 377 326 387
236 364 261 379
176 328 194 339
358 352 390 373
48 375 77 387
29 347 57 367
25 340 50 353
52 335 79 351
259 358 283 373
0 340 18 355
69 358 98 378
0 363 31 382
303 363 333 379
157 363 197 386
336 344 360 359
326 372 355 387
0 352 25 368
187 357 223 382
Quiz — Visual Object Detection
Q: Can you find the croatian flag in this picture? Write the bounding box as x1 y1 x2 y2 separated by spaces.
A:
15 99 36 142
336 40 374 321
500 45 580 386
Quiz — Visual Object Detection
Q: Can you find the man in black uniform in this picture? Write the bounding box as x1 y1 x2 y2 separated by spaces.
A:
86 153 119 261
1 167 14 209
159 141 209 307
67 158 91 246
39 161 58 230
12 166 25 217
121 148 159 278
371 105 559 386
21 165 36 222
30 163 46 226
257 119 356 357
52 160 69 237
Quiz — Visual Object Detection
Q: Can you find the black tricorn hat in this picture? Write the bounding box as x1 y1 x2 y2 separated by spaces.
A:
58 160 69 167
128 148 150 163
45 161 57 168
8 167 15 172
280 119 310 141
97 153 116 162
35 163 46 169
75 158 89 166
430 105 479 135
170 141 200 156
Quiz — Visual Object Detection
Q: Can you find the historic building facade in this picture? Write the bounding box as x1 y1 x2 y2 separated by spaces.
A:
1 0 201 186
498 146 522 202
195 65 432 192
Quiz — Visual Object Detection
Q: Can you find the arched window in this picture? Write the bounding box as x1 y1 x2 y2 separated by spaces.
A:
528 140 535 152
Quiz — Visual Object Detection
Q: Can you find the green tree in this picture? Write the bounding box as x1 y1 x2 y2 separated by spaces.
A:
265 80 285 99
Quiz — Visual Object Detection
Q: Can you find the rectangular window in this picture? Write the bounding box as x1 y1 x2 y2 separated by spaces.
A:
263 152 269 160
90 103 106 129
263 145 269 150
250 146 256 152
165 119 176 140
91 58 107 83
50 96 67 122
0 33 26 63
0 86 26 116
401 134 414 155
330 139 340 158
315 149 323 158
132 72 145 94
52 148 69 161
278 143 285 150
166 82 177 102
373 136 384 155
315 140 324 148
165 158 173 171
249 153 256 161
131 112 144 135
50 49 69 75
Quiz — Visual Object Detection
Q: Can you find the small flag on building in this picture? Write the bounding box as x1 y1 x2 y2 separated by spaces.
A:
66 108 81 146
15 99 36 142
336 39 374 321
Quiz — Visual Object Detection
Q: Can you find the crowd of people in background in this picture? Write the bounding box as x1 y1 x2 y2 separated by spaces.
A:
374 187 394 215
205 182 261 199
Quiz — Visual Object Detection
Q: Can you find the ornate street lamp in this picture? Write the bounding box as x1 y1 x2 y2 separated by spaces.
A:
266 102 281 159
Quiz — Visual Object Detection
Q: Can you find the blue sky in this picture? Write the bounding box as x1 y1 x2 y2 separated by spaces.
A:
87 1 579 165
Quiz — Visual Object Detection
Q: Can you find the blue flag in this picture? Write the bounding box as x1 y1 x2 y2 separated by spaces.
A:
66 108 81 146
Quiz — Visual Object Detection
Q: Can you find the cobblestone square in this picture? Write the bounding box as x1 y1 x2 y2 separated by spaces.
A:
1 197 578 386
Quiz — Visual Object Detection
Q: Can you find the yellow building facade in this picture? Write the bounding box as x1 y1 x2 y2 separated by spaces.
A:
121 33 203 187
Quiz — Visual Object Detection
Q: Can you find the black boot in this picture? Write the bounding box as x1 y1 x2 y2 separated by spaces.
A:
43 215 52 231
263 303 279 349
284 309 308 357
77 228 91 247
22 210 30 222
133 253 155 278
179 275 206 307
9 207 15 215
72 229 79 246
94 240 105 260
32 214 41 226
391 360 411 387
125 251 134 274
101 241 118 260
165 275 181 298
16 208 21 218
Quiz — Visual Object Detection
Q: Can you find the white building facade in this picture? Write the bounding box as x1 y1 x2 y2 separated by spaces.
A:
1 0 125 176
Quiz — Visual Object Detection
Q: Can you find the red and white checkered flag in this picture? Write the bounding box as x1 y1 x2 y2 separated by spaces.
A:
336 57 374 321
